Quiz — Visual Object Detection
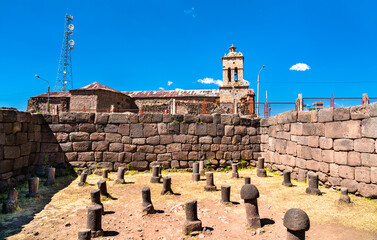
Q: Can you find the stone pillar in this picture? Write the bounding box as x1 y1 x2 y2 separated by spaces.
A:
257 157 267 177
296 93 303 111
142 187 156 214
221 185 231 205
204 172 217 191
150 166 161 183
44 167 56 186
183 200 202 235
362 93 369 106
102 169 108 179
91 189 104 214
78 229 91 240
26 177 40 198
78 171 89 187
231 163 239 178
305 173 321 195
2 188 19 214
240 184 260 229
86 205 103 237
282 170 293 187
161 176 174 195
114 167 126 184
339 187 351 203
97 180 109 197
199 161 205 176
244 176 251 185
192 162 199 181
283 208 310 240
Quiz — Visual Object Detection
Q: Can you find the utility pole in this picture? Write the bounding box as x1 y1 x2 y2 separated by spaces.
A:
256 65 265 117
35 75 50 113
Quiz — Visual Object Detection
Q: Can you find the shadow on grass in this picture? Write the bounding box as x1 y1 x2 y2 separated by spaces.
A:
0 175 76 239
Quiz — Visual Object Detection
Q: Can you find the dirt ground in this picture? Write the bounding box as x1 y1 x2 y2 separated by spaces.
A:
1 168 377 240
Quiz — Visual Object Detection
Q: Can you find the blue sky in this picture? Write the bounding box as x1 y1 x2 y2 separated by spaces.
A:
0 0 376 115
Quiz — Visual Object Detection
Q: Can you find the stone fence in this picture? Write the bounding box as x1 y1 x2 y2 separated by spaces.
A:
261 103 377 198
1 103 377 198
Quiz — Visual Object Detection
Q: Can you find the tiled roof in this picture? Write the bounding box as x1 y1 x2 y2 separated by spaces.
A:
75 82 121 93
123 89 220 98
32 92 71 98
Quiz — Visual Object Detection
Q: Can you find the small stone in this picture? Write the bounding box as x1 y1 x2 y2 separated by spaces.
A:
64 222 71 227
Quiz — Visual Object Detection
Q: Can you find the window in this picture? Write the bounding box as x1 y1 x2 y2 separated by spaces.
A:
227 68 231 83
234 67 238 82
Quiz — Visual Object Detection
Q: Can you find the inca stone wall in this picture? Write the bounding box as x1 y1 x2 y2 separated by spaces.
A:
261 103 377 198
2 103 377 198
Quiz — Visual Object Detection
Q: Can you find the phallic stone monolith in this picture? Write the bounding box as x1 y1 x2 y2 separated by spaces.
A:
150 166 161 183
240 184 261 229
192 162 199 181
161 176 174 195
114 167 126 184
244 176 251 185
2 188 19 214
282 170 293 187
283 208 310 240
102 169 108 179
199 161 205 176
221 184 231 205
87 204 103 237
257 157 267 177
183 200 202 235
231 163 239 178
78 170 89 186
305 173 321 195
97 180 109 197
26 177 40 198
91 189 104 214
44 167 56 186
142 187 156 214
192 173 200 181
204 172 217 191
339 187 351 203
78 229 91 240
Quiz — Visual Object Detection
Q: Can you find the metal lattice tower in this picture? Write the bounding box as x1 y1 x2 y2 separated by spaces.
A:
55 14 75 92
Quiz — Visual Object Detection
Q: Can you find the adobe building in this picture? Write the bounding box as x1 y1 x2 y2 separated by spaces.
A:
27 45 255 115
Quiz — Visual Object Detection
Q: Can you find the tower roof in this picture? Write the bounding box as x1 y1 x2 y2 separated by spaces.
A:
74 82 121 93
229 44 237 52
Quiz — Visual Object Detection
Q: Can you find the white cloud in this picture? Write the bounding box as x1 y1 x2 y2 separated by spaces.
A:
159 87 164 90
184 7 196 18
167 81 173 86
197 77 223 86
175 88 184 91
290 63 310 71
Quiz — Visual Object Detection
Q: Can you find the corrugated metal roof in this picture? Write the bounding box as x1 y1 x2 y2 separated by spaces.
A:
32 92 71 98
123 89 220 98
75 82 121 93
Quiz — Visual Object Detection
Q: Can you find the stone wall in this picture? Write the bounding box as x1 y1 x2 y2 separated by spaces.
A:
261 103 377 198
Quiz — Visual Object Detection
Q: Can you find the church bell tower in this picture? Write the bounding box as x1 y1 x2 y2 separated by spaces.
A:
219 45 249 103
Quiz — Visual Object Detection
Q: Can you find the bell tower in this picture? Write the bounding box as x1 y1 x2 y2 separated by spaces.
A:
219 45 249 103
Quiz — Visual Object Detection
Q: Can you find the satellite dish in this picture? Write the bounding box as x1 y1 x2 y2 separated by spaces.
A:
68 31 73 35
70 47 74 51
69 40 75 46
68 24 74 30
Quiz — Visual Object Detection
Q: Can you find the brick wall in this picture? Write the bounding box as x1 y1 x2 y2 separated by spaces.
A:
261 103 377 198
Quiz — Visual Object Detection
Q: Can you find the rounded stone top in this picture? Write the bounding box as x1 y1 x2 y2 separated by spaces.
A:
283 208 310 231
240 184 259 199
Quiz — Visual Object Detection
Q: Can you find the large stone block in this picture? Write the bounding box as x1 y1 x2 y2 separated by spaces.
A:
199 136 212 144
157 123 168 135
334 151 347 165
167 122 180 134
341 179 358 193
361 153 377 167
95 113 109 124
180 123 189 135
183 114 198 123
172 151 188 160
104 124 119 133
59 112 76 123
277 111 297 124
41 143 59 153
221 114 232 124
306 160 319 171
307 136 319 147
92 141 108 151
59 142 72 152
199 114 213 123
350 105 370 120
72 141 91 152
132 152 146 161
108 113 129 123
333 139 354 151
371 167 377 184
118 124 130 135
195 123 207 136
146 136 160 145
321 149 334 163
329 163 339 177
151 113 163 123
137 145 154 153
348 152 361 166
130 123 144 138
207 124 217 136
130 160 148 170
355 167 371 183
77 152 94 162
354 138 375 153
298 111 311 122
362 118 377 138
334 107 350 121
109 143 123 152
143 124 158 137
325 121 361 139
139 113 152 123
311 148 322 161
167 143 181 152
173 135 186 143
290 123 303 136
318 108 333 122
339 165 354 179
105 133 122 143
358 183 377 198
157 153 172 161
319 137 333 149
70 132 90 142
160 135 173 145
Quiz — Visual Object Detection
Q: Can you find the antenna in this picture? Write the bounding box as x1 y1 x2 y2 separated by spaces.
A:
55 13 75 92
